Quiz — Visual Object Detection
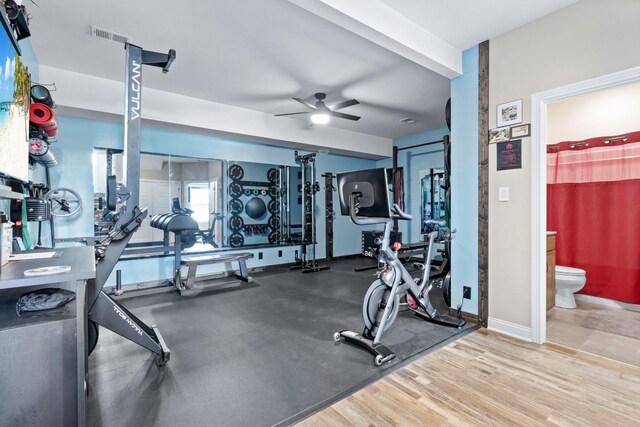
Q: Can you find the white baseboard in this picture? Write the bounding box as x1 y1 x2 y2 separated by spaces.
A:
575 294 640 312
488 317 532 342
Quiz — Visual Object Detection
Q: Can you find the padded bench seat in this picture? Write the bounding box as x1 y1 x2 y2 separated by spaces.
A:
174 252 254 296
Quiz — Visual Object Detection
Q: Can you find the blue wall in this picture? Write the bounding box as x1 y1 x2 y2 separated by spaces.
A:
449 46 479 314
377 128 449 244
49 115 377 285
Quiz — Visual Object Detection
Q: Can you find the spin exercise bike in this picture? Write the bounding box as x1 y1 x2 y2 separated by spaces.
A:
334 168 465 365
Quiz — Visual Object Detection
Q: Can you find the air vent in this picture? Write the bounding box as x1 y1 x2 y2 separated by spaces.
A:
400 118 418 124
90 25 132 44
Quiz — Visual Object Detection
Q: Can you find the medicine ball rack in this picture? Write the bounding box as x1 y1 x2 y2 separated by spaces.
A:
290 151 329 274
227 164 280 248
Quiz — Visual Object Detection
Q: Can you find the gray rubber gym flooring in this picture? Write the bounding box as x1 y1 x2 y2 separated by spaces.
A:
87 258 474 427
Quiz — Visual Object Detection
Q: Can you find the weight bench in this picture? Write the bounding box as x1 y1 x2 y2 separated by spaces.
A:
174 252 254 296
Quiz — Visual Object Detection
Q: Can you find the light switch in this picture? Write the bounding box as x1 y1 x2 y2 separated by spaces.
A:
498 186 510 202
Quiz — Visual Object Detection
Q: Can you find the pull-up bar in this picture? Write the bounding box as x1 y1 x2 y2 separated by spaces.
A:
397 139 444 152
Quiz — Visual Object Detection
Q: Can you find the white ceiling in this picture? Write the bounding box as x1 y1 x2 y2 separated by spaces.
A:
379 0 580 51
26 0 579 140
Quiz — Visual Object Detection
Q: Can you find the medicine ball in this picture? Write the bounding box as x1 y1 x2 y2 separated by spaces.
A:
245 197 267 220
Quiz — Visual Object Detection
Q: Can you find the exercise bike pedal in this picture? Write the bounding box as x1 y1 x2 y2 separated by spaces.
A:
334 330 396 366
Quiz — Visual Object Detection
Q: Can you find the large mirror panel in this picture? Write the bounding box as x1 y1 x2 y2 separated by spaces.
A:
92 150 224 246
169 156 224 248
92 149 303 252
420 168 446 233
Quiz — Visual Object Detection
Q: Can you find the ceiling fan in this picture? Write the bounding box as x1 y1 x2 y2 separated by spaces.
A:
275 92 360 124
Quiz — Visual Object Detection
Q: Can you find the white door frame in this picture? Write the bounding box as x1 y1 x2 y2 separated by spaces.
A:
530 66 640 344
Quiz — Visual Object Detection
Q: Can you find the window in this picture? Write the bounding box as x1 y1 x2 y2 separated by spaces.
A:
187 182 210 226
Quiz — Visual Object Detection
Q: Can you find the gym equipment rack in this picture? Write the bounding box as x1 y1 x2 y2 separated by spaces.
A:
290 151 329 274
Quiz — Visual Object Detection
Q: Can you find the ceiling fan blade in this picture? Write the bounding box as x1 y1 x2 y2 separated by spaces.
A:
293 97 318 110
329 99 359 111
330 111 361 121
275 111 311 117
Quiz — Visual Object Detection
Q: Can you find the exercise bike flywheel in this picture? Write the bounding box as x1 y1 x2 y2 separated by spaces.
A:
362 279 400 333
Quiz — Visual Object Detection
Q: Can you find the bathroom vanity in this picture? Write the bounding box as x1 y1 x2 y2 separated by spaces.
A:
546 232 557 311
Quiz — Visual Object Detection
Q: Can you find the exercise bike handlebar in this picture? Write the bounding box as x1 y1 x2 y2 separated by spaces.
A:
348 195 413 225
424 219 446 228
391 204 412 221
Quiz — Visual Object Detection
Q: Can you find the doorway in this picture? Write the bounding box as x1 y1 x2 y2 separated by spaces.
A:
530 66 640 344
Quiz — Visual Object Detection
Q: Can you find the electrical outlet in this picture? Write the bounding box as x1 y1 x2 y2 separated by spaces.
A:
463 286 471 300
258 252 263 260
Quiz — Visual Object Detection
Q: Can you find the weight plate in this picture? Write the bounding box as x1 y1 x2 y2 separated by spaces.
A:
268 231 281 244
260 190 267 196
228 164 244 181
268 215 280 229
229 215 244 231
268 199 279 214
229 233 244 248
267 168 279 183
229 198 243 215
244 189 252 196
252 189 260 196
268 186 277 198
228 182 243 198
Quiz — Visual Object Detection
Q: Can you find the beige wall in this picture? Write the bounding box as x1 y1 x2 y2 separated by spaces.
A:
488 0 640 328
547 82 640 144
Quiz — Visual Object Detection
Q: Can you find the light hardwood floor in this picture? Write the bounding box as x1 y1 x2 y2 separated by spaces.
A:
297 329 640 426
547 300 640 367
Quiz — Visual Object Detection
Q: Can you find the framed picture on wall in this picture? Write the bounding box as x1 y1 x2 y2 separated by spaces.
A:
488 126 511 144
510 123 530 138
497 99 523 127
497 140 522 171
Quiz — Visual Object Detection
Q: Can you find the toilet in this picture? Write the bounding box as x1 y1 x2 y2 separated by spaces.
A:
555 265 586 309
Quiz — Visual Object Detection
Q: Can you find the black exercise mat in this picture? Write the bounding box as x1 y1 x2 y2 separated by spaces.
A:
87 258 473 427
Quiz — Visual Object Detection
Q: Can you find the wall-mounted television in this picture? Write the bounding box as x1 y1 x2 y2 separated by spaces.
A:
0 16 28 183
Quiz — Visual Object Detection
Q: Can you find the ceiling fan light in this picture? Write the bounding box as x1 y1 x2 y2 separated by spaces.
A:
311 113 330 125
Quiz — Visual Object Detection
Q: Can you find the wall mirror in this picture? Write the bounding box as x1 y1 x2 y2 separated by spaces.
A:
420 168 446 233
92 149 303 253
